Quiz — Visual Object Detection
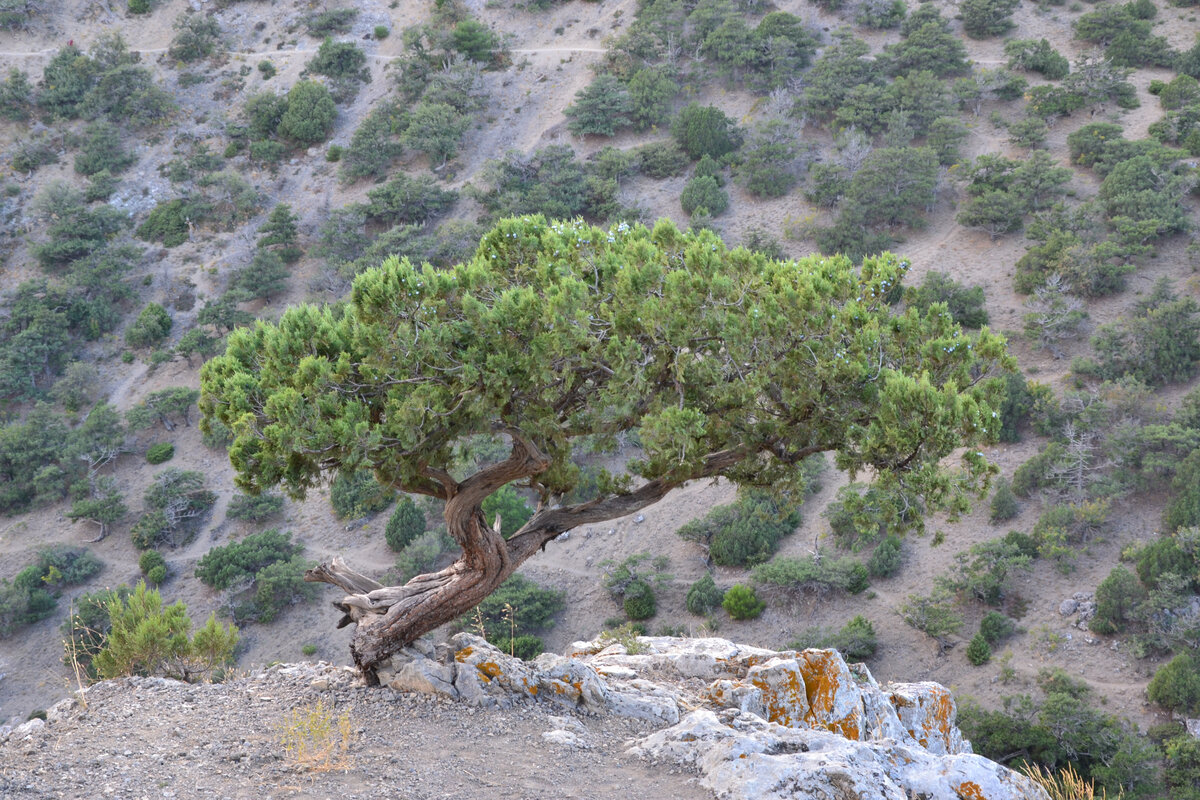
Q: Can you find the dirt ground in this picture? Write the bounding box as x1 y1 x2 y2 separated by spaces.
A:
0 0 1197 745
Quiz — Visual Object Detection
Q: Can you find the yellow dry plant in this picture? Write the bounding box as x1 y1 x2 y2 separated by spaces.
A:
1022 763 1121 800
278 700 353 772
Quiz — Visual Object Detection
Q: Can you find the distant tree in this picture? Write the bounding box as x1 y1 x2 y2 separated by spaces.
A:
277 80 336 145
481 484 533 539
671 103 742 160
884 15 970 76
680 175 729 216
364 174 457 226
401 101 470 167
67 477 127 541
904 271 989 328
627 67 678 130
126 387 200 431
307 37 369 82
0 68 32 120
1005 39 1070 80
566 75 633 137
957 191 1025 240
451 19 499 63
1148 652 1200 717
74 121 136 177
257 203 303 263
339 100 405 182
961 0 1018 38
168 13 222 62
385 497 426 552
125 303 172 349
738 119 805 198
230 249 289 303
844 146 938 229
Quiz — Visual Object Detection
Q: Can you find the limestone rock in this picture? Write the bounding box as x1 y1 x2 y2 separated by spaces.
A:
889 682 968 755
629 709 1047 800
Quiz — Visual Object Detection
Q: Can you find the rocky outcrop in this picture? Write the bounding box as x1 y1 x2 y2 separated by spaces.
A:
375 635 1047 800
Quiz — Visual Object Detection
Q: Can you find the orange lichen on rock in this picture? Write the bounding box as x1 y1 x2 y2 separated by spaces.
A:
476 661 501 681
747 659 808 729
454 647 474 662
796 650 862 741
956 781 987 800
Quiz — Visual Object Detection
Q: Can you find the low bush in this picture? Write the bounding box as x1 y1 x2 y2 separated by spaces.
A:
753 554 869 597
903 271 988 328
966 633 992 665
792 615 879 660
686 573 724 615
93 581 238 681
677 491 800 567
125 303 172 349
989 480 1019 522
384 497 426 552
722 584 765 620
329 469 394 519
602 553 670 621
979 611 1016 644
226 492 285 522
145 443 174 464
867 535 903 578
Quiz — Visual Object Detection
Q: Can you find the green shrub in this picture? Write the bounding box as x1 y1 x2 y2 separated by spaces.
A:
12 138 58 174
753 554 869 596
979 611 1015 644
145 442 174 464
1081 280 1200 387
686 573 724 615
257 60 275 79
898 589 962 646
463 574 564 649
226 492 285 522
867 535 903 578
989 480 1019 522
1148 652 1200 717
961 0 1018 38
856 0 907 29
168 14 222 62
671 104 742 161
677 491 800 567
329 468 394 519
374 25 389 39
966 632 992 665
129 0 151 13
277 80 337 145
364 174 457 226
565 74 632 137
74 121 136 177
722 584 765 620
304 8 358 36
136 198 190 247
1089 565 1145 635
93 581 238 681
132 469 216 549
680 175 729 217
393 529 454 582
384 497 426 552
623 579 657 620
825 483 923 549
636 141 690 178
125 303 172 348
904 272 988 328
835 615 879 660
602 553 670 619
2 546 103 637
308 38 368 82
139 549 166 577
942 537 1033 606
195 528 302 589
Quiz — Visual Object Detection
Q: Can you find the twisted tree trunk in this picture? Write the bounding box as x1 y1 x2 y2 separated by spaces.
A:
305 437 756 682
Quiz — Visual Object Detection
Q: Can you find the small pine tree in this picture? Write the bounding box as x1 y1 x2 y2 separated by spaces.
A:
385 497 426 552
989 480 1019 523
966 632 992 665
257 203 303 263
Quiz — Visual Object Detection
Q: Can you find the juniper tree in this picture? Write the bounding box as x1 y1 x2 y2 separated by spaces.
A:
200 216 1011 680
